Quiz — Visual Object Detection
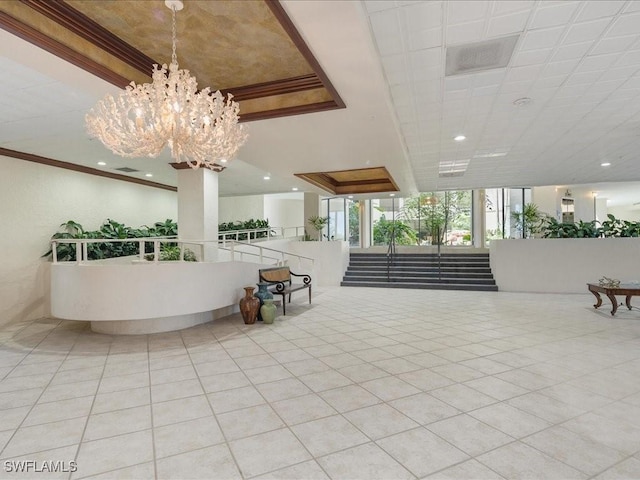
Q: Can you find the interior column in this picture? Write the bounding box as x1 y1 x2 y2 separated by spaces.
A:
177 167 219 261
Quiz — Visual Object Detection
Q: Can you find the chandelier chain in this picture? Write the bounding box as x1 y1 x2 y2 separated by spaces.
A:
171 4 177 66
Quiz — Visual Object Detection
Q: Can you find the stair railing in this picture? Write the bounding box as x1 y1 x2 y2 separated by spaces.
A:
386 225 396 282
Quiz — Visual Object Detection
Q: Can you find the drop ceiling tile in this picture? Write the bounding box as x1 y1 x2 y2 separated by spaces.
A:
592 34 638 55
493 0 535 15
511 48 553 66
576 1 626 22
369 10 405 56
551 42 593 61
608 12 640 37
615 49 640 66
401 1 442 31
473 69 507 87
543 58 582 77
472 84 500 97
408 28 442 50
555 83 590 98
447 0 489 24
412 81 441 101
575 53 621 72
587 79 624 95
505 64 544 82
529 2 580 29
624 2 640 13
444 75 472 91
446 20 485 45
364 1 397 14
520 27 566 51
563 18 612 45
486 10 530 37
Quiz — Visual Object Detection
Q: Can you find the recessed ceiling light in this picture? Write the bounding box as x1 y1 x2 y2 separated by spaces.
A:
454 135 466 142
97 161 106 166
348 195 353 199
292 187 298 191
601 162 611 167
263 175 271 180
145 173 153 177
390 193 395 197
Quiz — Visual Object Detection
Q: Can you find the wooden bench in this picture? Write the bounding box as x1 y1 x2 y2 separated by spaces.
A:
259 266 311 315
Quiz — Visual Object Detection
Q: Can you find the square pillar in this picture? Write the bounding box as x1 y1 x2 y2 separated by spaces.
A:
177 168 219 261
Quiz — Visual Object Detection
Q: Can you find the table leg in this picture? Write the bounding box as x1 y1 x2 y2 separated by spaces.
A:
606 293 618 316
626 295 633 310
590 290 602 309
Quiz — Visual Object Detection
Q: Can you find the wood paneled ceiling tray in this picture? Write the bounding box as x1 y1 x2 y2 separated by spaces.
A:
295 167 399 195
0 0 344 122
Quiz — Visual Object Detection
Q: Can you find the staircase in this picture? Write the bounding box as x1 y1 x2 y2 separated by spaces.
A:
341 251 498 291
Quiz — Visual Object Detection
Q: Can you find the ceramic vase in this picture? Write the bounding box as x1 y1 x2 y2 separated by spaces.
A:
239 286 260 324
260 298 277 324
255 282 274 321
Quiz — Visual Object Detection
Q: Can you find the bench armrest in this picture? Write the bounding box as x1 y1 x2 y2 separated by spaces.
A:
263 280 288 294
290 271 312 285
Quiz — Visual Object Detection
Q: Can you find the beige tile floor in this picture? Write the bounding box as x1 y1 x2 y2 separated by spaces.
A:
0 286 639 479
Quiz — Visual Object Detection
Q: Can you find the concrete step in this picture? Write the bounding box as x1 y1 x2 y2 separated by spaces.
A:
340 280 499 291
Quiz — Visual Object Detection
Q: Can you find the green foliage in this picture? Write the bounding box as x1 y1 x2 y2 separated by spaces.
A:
600 213 640 237
307 215 329 240
145 245 197 262
44 219 178 261
218 218 273 240
511 203 546 238
373 215 417 246
542 214 640 239
399 191 471 245
348 201 360 246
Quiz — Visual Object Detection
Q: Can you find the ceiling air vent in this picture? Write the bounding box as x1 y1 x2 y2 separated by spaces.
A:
115 167 140 173
446 35 519 76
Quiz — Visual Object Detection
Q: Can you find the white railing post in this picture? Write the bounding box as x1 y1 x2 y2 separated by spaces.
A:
82 242 88 263
154 240 160 263
75 242 81 265
230 242 235 261
180 242 185 261
139 240 144 261
52 241 58 264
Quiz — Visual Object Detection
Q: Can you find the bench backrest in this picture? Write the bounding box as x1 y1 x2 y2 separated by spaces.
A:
260 266 291 283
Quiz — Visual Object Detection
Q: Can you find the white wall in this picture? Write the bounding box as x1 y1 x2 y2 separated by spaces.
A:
218 195 264 223
490 238 640 293
0 156 177 327
264 195 304 229
608 205 640 221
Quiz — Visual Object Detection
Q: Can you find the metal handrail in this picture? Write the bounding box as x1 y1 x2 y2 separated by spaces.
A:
386 226 397 282
219 240 314 270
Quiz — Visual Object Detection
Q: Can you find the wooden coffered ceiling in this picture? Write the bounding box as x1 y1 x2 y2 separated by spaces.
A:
0 0 344 122
295 167 399 195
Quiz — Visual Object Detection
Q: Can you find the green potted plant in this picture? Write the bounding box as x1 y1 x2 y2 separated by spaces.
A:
307 215 329 241
511 203 546 238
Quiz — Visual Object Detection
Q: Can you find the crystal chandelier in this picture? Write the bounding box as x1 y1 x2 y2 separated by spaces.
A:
85 0 248 170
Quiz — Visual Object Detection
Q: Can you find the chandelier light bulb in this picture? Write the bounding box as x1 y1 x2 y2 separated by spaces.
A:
85 0 248 170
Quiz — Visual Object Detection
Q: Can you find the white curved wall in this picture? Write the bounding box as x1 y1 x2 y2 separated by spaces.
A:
51 261 264 321
0 155 177 328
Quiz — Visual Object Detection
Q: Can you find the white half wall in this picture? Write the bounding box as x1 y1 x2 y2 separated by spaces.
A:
0 156 177 327
490 238 640 293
